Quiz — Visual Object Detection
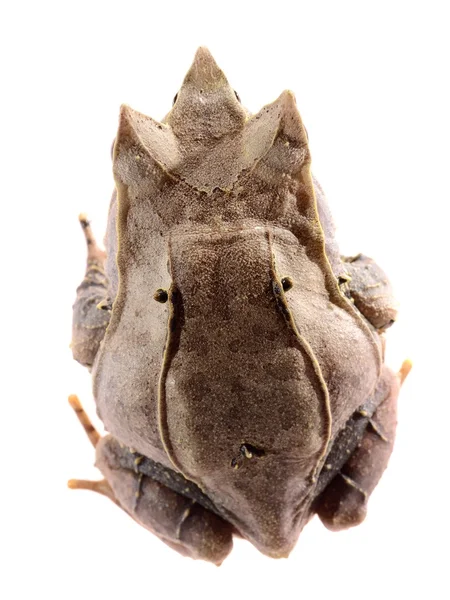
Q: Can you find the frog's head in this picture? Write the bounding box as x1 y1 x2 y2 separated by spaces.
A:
164 46 248 141
113 46 309 203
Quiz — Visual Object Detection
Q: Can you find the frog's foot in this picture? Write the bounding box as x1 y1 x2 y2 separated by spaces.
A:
68 394 101 448
315 363 405 531
67 394 119 505
398 358 412 385
68 395 233 565
78 213 106 264
68 477 118 504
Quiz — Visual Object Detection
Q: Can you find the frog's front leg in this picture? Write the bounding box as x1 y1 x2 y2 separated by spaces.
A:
68 396 233 565
342 254 398 332
314 362 411 531
71 215 111 368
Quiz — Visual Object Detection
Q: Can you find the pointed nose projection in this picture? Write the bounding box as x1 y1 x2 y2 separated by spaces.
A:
167 47 247 140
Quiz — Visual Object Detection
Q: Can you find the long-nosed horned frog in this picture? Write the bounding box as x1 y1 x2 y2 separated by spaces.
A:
69 47 411 564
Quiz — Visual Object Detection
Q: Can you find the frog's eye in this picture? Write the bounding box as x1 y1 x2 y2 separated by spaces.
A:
281 277 293 292
172 93 178 106
234 90 241 103
154 289 168 303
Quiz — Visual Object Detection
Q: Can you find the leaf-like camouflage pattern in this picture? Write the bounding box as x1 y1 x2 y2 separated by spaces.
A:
92 48 383 557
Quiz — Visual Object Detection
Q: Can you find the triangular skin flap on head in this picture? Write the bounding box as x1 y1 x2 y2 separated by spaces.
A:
256 91 309 176
242 90 308 173
182 46 228 91
113 104 180 187
278 90 309 147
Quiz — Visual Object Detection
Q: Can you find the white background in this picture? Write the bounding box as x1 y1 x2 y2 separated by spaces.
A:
1 1 448 599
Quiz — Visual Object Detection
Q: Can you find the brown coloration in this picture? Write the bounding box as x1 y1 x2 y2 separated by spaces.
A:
68 394 100 448
316 367 400 531
343 254 398 331
399 359 412 385
95 436 234 565
78 213 106 263
71 218 110 368
70 48 409 563
68 402 234 562
67 394 118 505
68 478 118 505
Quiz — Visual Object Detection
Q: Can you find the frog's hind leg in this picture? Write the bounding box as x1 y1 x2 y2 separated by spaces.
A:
67 394 117 504
71 215 111 369
68 393 101 448
315 361 411 531
94 436 234 565
68 396 233 565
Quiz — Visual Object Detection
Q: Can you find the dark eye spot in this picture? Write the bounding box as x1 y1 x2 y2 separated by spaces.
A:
281 277 293 292
338 274 351 285
234 90 241 103
172 93 178 106
381 319 395 331
154 289 168 303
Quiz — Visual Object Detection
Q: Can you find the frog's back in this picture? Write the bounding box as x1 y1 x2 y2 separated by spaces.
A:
93 48 381 556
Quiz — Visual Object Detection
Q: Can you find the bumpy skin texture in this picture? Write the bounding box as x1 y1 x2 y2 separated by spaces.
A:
72 218 110 369
71 48 405 563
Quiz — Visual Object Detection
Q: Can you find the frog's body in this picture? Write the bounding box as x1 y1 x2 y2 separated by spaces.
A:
70 48 409 564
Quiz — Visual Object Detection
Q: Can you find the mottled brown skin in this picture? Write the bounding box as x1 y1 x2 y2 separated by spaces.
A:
70 47 409 564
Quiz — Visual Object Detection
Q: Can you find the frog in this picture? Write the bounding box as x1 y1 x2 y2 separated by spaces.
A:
69 47 411 565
